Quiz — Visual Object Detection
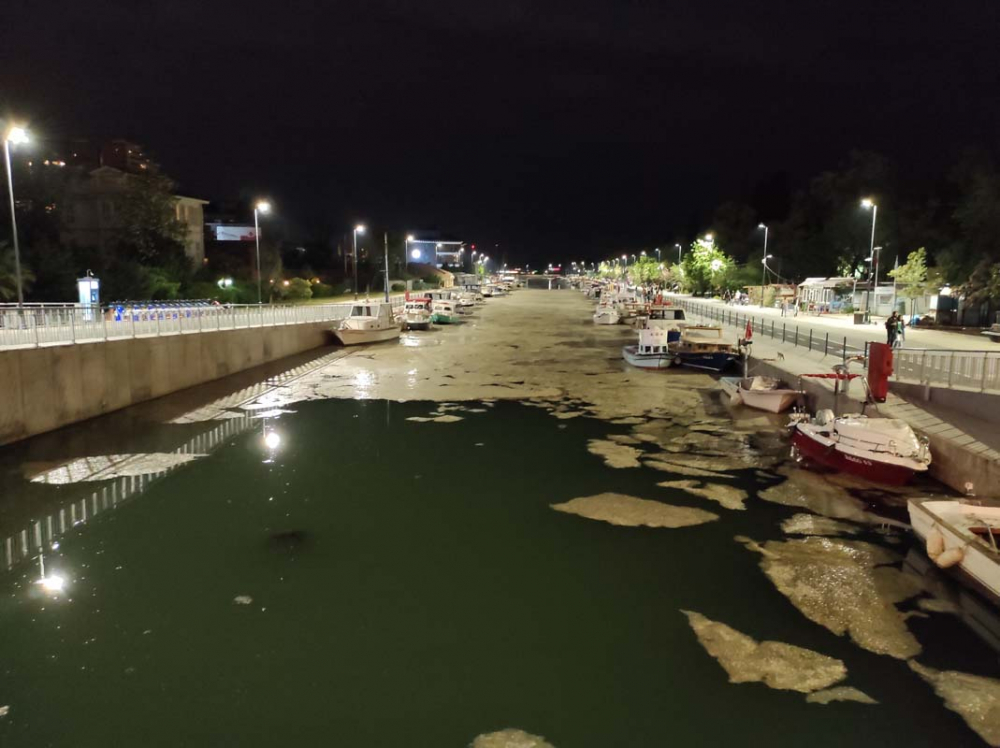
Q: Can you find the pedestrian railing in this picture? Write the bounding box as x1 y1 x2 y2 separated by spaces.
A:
893 348 1000 394
0 298 406 350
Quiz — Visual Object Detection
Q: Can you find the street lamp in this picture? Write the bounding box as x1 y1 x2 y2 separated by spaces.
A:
675 243 682 264
861 199 878 318
253 200 271 304
757 223 770 308
3 125 29 305
655 247 661 261
353 224 365 299
405 234 414 275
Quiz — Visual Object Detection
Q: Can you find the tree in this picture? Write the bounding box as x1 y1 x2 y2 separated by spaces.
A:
0 243 35 301
889 247 942 317
114 174 187 266
628 256 663 285
681 240 734 295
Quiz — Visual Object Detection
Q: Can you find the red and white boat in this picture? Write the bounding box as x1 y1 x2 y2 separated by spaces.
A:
790 410 931 485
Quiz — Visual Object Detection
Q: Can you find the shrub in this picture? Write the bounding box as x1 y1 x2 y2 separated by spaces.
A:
391 282 406 292
311 282 334 298
277 277 313 300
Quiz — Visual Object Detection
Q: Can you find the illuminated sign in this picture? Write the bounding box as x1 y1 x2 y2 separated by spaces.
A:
214 225 257 241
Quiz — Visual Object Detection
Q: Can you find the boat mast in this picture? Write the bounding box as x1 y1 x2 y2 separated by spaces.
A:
384 232 390 303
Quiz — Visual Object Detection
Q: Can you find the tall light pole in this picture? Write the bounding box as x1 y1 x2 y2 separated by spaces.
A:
3 125 29 306
757 223 770 307
675 243 682 265
861 199 878 317
655 247 661 261
353 224 365 299
253 200 271 304
405 234 414 276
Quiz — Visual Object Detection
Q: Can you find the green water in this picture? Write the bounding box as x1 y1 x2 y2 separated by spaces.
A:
0 397 995 746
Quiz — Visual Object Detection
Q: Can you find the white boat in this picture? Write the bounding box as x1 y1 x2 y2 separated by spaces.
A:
593 305 620 325
719 376 804 413
333 302 402 345
670 325 739 372
790 410 931 485
622 327 677 369
909 499 1000 602
402 299 432 331
431 300 459 324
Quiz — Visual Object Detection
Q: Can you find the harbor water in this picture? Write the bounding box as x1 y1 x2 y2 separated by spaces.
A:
0 290 997 747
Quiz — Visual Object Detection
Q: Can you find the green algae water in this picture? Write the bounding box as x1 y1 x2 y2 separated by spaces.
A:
0 396 995 746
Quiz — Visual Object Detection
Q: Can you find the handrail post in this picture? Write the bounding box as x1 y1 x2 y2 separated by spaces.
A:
70 310 76 343
948 351 955 387
795 325 799 346
842 337 847 365
824 332 828 356
808 329 813 351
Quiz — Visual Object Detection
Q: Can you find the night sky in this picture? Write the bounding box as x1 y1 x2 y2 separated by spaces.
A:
2 0 998 264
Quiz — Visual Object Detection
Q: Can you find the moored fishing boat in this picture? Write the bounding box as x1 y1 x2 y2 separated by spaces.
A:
671 325 739 372
402 298 433 330
593 305 620 325
333 302 402 345
622 327 677 369
790 410 931 485
909 498 1000 602
719 376 804 413
430 299 459 324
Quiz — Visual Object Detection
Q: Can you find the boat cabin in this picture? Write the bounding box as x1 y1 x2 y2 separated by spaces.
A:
637 328 672 354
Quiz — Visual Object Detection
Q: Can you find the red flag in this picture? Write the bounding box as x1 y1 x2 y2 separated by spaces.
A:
745 319 753 341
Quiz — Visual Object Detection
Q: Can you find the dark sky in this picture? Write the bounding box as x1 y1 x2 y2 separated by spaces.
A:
2 0 998 264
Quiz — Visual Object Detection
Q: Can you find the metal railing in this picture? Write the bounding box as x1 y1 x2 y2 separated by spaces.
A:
675 299 867 364
893 348 1000 394
0 298 406 350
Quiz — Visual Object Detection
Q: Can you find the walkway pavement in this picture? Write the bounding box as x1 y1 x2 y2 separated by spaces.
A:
667 294 997 352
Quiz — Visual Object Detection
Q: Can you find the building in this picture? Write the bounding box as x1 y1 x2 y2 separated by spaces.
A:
60 167 208 265
100 139 158 174
797 277 855 308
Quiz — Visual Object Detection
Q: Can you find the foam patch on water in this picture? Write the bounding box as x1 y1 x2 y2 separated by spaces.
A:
586 439 643 468
552 493 718 528
643 459 731 479
470 728 555 748
909 661 1000 746
806 686 878 705
28 453 206 484
739 536 921 660
683 610 847 693
781 514 860 536
657 480 748 511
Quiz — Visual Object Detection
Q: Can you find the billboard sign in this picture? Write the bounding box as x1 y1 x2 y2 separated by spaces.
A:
214 225 257 242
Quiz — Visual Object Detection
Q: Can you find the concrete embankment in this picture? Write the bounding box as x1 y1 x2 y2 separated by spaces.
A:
0 322 333 446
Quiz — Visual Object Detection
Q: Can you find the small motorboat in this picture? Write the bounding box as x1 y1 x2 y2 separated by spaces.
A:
719 376 804 413
622 328 677 369
593 305 620 325
402 298 433 331
333 302 402 345
790 410 931 485
430 300 459 324
671 326 739 372
909 498 1000 602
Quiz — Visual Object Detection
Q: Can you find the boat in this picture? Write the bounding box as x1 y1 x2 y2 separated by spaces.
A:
622 327 677 369
430 299 459 324
909 499 1000 602
790 410 931 485
333 302 402 345
402 298 433 331
593 305 620 325
670 326 739 372
719 376 804 413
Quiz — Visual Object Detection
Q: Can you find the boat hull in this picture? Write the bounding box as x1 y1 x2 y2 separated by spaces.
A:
675 351 738 372
791 427 918 485
740 388 801 413
333 326 401 346
622 345 676 369
909 500 1000 602
404 321 431 331
430 313 456 324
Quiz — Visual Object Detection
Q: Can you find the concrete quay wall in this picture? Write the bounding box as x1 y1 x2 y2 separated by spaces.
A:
0 323 333 446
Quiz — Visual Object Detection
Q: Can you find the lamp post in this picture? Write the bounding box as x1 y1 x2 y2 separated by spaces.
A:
353 224 365 299
253 200 271 304
405 234 414 275
3 125 29 306
675 243 682 265
757 223 770 307
861 199 878 319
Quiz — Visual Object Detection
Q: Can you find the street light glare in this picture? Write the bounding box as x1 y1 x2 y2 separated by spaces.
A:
355 224 366 233
255 200 271 213
758 223 766 229
6 126 29 145
406 234 415 241
705 233 714 241
861 198 874 209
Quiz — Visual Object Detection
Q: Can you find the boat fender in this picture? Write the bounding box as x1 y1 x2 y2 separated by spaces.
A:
934 547 965 569
926 527 945 560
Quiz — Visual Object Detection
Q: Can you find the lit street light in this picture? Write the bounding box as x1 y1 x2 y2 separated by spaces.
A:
757 223 770 308
655 247 661 261
353 224 365 299
405 234 415 275
3 125 29 305
253 200 271 304
675 243 682 264
861 199 878 318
